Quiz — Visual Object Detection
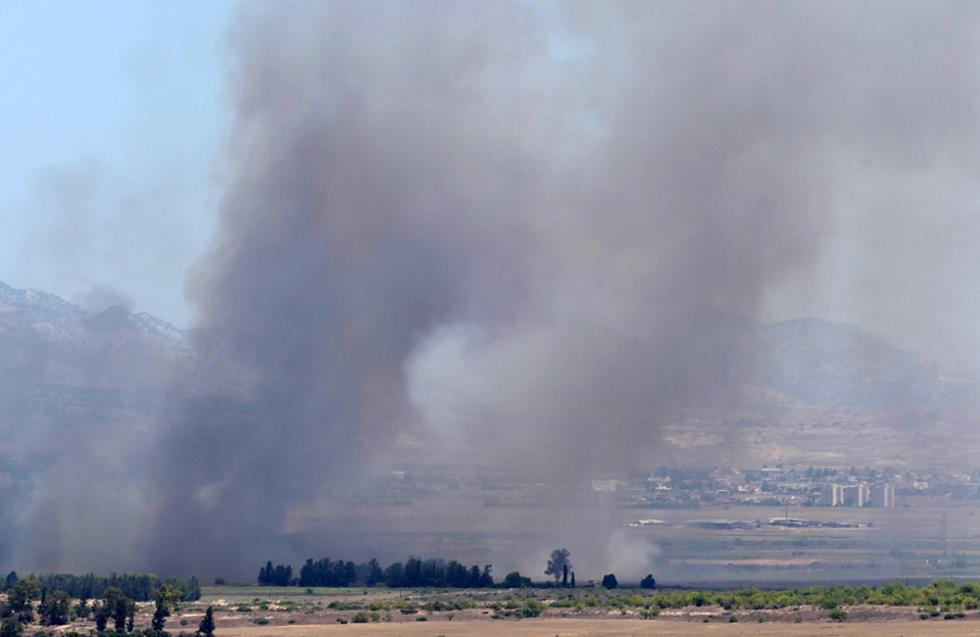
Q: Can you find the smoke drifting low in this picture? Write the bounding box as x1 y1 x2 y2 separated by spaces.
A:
144 0 980 576
12 1 980 578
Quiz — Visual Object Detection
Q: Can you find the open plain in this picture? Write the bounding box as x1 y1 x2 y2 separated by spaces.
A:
166 586 980 637
226 620 980 637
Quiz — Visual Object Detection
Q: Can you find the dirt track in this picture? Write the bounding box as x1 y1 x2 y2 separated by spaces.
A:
226 618 980 637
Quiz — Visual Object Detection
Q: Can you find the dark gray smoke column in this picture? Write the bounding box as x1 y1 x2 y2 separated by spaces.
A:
145 1 980 576
146 1 565 575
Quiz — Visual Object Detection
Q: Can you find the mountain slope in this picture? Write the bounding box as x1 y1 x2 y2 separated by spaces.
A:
758 317 953 409
0 280 188 390
0 279 971 427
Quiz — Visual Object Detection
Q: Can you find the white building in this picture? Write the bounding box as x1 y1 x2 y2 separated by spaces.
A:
842 483 870 507
823 483 872 507
821 484 844 506
870 484 895 507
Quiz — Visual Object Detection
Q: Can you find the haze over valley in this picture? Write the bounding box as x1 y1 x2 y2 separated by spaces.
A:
7 3 980 635
3 278 980 582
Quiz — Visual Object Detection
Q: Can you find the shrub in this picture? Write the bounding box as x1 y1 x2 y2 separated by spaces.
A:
828 609 848 622
351 612 369 623
521 599 544 618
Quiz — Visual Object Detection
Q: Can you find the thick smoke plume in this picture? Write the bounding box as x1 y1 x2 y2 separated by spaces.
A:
143 0 980 576
11 0 980 578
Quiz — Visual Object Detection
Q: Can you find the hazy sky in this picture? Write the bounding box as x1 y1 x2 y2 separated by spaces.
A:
7 0 980 578
0 0 232 325
3 0 980 372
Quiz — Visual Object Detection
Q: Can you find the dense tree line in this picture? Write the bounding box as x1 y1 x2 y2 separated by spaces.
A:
0 577 215 637
0 571 200 602
257 562 292 586
382 557 493 588
298 559 356 587
259 557 494 588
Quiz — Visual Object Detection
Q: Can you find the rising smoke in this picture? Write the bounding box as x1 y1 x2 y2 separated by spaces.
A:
12 0 980 578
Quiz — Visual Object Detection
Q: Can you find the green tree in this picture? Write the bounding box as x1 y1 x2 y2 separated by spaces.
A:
103 588 134 633
94 602 110 632
545 548 571 583
503 572 532 588
602 573 618 589
39 590 71 626
366 559 383 586
0 617 21 637
7 579 39 623
198 606 215 637
151 600 169 633
640 574 656 589
151 584 182 635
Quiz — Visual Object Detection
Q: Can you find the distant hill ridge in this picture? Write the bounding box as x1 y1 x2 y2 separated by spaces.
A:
0 280 188 393
0 279 969 411
0 279 187 346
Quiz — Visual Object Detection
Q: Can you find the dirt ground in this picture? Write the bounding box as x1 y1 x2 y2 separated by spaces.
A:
224 618 980 637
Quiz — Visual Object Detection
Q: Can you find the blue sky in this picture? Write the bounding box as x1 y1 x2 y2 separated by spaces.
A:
0 0 235 325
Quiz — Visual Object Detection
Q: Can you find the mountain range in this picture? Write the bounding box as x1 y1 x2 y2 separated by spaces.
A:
0 279 973 453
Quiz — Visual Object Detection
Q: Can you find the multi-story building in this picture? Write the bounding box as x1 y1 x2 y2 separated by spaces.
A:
823 483 872 506
821 484 845 506
841 483 870 507
870 484 895 507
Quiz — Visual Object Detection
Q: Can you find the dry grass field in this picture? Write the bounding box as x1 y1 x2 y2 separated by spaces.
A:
186 586 980 637
225 618 980 637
